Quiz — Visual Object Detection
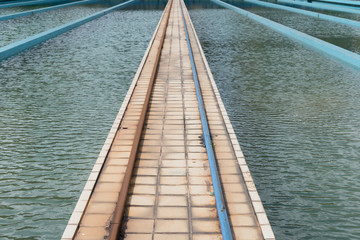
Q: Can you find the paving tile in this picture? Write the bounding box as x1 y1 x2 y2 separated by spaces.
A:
191 207 217 219
93 182 122 192
127 206 154 219
228 203 253 215
159 176 187 185
192 234 222 240
97 173 124 183
80 213 111 227
225 192 249 203
128 195 156 206
158 196 187 206
153 234 189 240
162 160 186 168
189 176 212 185
86 203 116 214
191 195 216 207
223 183 246 193
91 191 119 203
160 185 187 195
75 227 108 239
124 234 152 240
126 219 154 233
189 185 213 195
130 184 157 195
136 159 159 168
157 207 188 219
134 167 158 176
131 176 157 185
155 219 189 233
161 168 187 176
230 214 258 227
192 220 220 233
232 227 263 240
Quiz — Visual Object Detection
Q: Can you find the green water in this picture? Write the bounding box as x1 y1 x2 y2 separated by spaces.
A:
189 6 360 240
2 0 360 239
0 8 162 239
234 3 360 55
0 4 108 47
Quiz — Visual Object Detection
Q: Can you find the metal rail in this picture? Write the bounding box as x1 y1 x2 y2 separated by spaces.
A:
270 0 360 14
179 0 233 239
0 0 71 9
108 0 173 239
244 0 360 29
0 0 99 22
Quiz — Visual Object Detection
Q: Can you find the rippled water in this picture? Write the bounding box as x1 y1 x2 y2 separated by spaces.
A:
0 5 44 16
0 4 108 47
189 7 360 240
224 1 360 55
0 8 162 239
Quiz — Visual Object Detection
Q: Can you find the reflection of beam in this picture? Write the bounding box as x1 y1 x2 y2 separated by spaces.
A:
0 0 135 62
212 0 360 70
243 0 360 29
0 0 99 21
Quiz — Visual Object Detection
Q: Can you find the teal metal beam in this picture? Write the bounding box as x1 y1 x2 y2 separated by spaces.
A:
243 0 360 29
0 0 73 9
211 0 360 70
313 0 360 8
0 0 135 61
0 0 99 21
272 0 360 14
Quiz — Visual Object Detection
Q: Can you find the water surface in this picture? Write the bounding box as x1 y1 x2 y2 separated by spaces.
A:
0 4 108 47
224 1 360 55
265 0 360 21
0 5 47 16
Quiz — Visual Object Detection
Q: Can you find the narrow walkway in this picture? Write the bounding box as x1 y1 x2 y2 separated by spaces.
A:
62 0 275 239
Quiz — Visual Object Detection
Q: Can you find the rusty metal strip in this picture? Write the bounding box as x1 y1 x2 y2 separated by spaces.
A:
108 0 173 239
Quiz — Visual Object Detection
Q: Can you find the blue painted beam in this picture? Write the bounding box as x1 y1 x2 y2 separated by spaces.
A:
179 0 234 239
211 0 360 69
0 0 74 9
272 0 360 14
0 0 135 61
313 0 360 7
0 0 99 21
243 0 360 29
